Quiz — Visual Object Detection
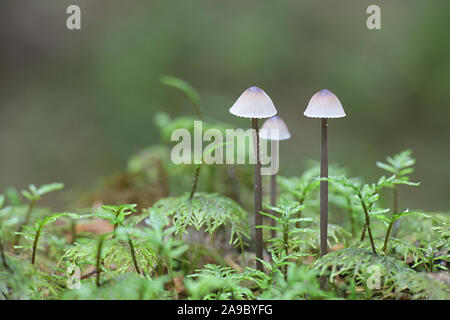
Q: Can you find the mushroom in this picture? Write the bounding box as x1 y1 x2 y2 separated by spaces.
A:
304 89 346 257
230 86 277 271
259 116 291 239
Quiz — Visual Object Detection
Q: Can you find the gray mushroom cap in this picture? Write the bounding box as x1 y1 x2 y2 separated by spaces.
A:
259 116 291 141
304 89 346 119
229 86 278 119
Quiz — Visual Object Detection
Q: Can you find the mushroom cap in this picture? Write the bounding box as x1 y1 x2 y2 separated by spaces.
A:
304 89 346 118
259 116 291 141
229 86 278 119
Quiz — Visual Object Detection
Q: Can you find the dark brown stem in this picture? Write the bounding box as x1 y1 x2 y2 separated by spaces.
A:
359 196 377 254
270 173 277 239
382 220 394 254
360 223 367 241
70 220 77 244
252 118 263 271
128 237 141 275
189 165 201 201
31 225 43 265
320 118 328 257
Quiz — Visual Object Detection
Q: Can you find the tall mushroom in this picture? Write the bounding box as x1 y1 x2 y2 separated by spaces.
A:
304 89 346 257
259 116 291 239
229 86 277 271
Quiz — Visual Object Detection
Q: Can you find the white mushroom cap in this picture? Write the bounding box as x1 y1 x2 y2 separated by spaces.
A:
229 86 278 119
259 116 291 141
304 89 346 118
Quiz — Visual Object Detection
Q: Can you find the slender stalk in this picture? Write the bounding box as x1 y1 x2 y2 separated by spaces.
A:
295 198 304 229
382 220 394 254
360 223 367 241
320 118 328 257
391 185 400 237
70 220 77 244
359 196 377 254
31 225 43 265
0 238 12 272
189 165 201 201
96 236 106 287
15 199 36 246
128 236 141 275
270 173 277 239
347 196 356 237
252 118 263 271
282 221 289 279
112 210 120 238
383 184 399 253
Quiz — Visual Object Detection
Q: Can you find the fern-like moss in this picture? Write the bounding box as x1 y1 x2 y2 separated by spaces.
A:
151 192 250 248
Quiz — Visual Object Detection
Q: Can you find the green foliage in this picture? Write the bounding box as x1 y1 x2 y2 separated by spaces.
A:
160 75 201 117
277 165 320 204
259 197 314 258
14 212 80 264
93 204 137 232
21 183 64 202
258 265 332 300
1 147 449 300
315 247 415 297
376 149 418 183
60 273 171 300
151 192 250 248
186 264 254 300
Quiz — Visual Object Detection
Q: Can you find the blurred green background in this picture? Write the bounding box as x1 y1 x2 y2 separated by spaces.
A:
0 0 449 211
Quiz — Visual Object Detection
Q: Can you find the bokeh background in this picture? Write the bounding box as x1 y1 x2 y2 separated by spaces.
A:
1 0 449 211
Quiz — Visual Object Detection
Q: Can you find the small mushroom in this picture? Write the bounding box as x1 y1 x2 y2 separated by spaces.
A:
260 116 291 239
230 86 277 271
304 89 346 257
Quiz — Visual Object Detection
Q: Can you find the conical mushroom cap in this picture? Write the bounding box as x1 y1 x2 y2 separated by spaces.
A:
259 116 291 141
304 89 346 118
229 86 277 119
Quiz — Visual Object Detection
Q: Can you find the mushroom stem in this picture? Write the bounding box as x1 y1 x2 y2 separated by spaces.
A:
252 118 263 271
320 118 328 257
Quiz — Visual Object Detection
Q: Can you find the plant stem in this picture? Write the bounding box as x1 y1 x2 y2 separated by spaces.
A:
189 165 201 201
70 220 77 244
382 220 394 254
128 236 141 275
31 224 43 265
252 118 263 271
359 196 377 254
320 118 328 257
391 185 400 237
0 238 12 272
382 184 398 254
15 199 36 246
360 223 367 241
347 196 356 237
270 173 277 239
96 236 106 287
282 221 289 279
295 198 304 229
